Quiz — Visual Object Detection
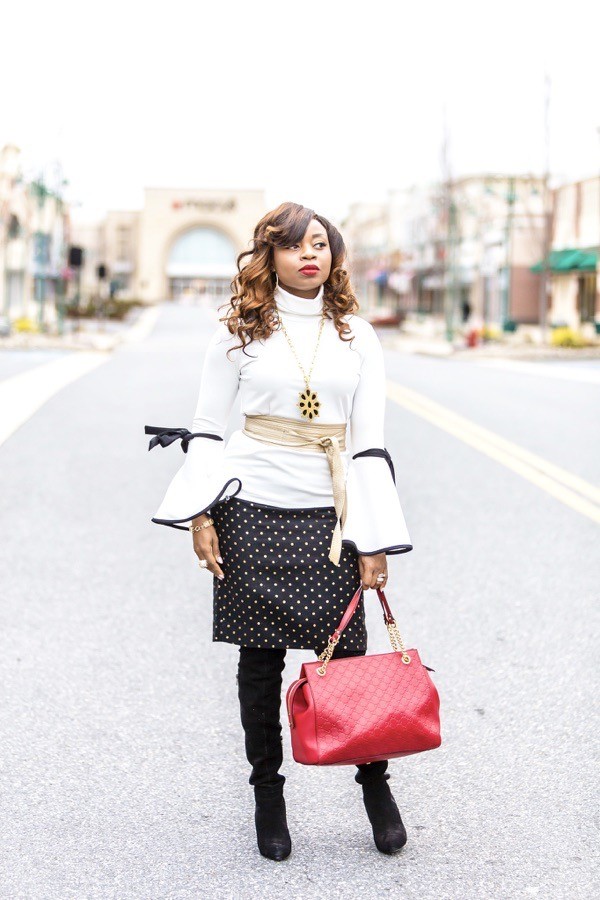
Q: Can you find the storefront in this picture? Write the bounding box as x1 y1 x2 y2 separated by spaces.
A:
530 248 598 329
135 188 266 303
166 225 237 301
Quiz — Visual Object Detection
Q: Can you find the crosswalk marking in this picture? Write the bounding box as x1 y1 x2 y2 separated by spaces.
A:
0 353 110 448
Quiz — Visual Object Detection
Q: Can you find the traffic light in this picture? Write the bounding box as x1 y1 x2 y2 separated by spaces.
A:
68 246 84 268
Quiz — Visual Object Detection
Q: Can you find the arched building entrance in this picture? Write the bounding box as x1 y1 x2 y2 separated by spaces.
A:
166 226 237 301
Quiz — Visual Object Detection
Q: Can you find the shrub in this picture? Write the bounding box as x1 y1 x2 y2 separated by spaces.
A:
64 298 97 318
550 327 587 347
481 324 502 341
102 298 145 320
13 317 39 333
64 297 146 320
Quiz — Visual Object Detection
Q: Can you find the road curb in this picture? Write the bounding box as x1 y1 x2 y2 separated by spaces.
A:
0 304 161 354
381 334 600 362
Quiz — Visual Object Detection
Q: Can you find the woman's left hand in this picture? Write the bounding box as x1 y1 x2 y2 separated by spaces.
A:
358 552 388 590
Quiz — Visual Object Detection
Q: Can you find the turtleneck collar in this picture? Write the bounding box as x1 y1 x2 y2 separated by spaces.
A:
274 281 324 317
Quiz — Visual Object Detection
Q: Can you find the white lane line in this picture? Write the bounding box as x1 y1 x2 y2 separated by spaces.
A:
471 358 600 384
387 381 600 524
0 352 110 448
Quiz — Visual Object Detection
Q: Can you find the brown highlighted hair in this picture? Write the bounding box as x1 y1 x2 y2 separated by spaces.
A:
219 201 360 358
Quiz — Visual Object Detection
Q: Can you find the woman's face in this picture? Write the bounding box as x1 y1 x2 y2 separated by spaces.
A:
272 218 332 298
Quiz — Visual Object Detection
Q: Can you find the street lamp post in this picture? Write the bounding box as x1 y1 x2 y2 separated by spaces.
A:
29 175 51 330
501 176 516 327
537 73 552 345
596 125 600 331
445 189 459 343
97 263 107 332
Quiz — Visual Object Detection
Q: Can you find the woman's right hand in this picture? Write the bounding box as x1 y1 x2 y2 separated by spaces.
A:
191 513 225 580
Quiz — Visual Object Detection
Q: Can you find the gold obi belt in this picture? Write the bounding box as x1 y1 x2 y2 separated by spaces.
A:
242 413 347 566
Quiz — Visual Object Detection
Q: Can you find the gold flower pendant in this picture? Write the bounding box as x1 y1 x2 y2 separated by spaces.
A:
298 387 321 420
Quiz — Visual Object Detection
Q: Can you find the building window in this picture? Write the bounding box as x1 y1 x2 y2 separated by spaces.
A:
116 226 130 261
8 214 21 239
577 273 596 323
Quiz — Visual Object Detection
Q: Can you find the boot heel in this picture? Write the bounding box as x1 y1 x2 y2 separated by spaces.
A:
254 789 292 861
361 777 407 854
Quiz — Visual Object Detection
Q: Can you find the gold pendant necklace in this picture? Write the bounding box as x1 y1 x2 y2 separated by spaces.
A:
276 310 327 420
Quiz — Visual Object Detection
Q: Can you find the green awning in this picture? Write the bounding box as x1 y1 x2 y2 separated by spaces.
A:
530 248 598 273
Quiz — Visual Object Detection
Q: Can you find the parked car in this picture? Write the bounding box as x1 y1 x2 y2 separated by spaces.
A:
367 311 403 327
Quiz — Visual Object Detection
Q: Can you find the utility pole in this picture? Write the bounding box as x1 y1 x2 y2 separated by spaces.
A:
440 105 459 342
30 173 52 329
447 192 459 342
597 125 600 329
501 176 516 325
538 71 552 344
0 194 10 319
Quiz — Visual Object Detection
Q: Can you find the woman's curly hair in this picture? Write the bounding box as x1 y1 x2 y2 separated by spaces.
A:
218 201 360 359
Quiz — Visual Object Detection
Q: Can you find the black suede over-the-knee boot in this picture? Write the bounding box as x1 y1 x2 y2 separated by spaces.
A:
331 643 407 854
237 646 291 861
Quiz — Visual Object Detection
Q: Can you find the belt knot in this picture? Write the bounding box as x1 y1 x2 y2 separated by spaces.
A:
318 435 334 448
242 413 348 566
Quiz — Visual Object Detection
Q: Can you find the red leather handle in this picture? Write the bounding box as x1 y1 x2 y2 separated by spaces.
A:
329 586 395 643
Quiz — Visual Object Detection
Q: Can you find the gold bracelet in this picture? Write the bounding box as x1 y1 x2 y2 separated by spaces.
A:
189 517 214 532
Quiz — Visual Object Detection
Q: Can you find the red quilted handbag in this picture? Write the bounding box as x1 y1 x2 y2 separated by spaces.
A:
285 586 441 766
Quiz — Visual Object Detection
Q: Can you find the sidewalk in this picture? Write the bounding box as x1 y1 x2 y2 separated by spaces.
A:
379 329 600 362
0 304 160 353
4 305 598 363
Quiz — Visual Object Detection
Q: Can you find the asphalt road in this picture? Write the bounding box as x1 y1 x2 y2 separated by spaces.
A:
1 302 598 899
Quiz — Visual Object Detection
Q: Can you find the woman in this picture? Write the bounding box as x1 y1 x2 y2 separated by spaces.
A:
144 201 414 861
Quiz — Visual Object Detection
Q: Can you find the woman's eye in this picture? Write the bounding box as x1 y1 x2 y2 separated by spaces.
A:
288 242 327 250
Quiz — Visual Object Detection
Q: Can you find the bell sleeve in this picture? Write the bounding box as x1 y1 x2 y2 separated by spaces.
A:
144 322 242 532
341 321 413 556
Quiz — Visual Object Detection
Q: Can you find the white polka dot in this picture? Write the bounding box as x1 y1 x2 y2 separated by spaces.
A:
208 496 367 653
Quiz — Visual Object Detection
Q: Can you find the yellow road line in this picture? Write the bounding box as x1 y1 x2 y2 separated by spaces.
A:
387 382 600 524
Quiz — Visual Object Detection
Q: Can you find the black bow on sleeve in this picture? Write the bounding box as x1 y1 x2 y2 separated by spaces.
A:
351 447 396 484
144 425 223 454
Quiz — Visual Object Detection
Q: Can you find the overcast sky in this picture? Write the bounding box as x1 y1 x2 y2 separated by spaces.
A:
3 0 598 227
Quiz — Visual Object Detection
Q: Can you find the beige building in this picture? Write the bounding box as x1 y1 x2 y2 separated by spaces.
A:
0 143 69 326
0 144 30 319
342 175 547 332
74 188 267 304
531 176 600 333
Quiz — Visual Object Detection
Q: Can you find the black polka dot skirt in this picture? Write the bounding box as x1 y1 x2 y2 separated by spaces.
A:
209 495 367 654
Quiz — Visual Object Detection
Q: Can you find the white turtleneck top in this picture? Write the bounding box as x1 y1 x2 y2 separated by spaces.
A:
147 282 413 557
